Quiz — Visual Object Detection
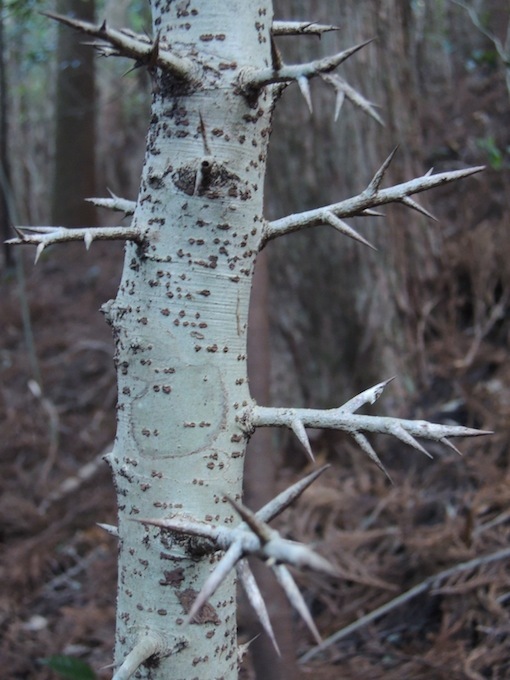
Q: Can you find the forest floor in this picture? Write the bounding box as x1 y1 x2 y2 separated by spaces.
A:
1 65 509 679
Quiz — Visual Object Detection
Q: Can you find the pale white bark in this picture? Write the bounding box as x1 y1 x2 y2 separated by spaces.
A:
8 224 140 262
42 11 194 78
272 21 339 37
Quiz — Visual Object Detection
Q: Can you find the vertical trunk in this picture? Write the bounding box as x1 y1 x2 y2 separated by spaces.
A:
106 4 274 677
268 0 436 407
0 0 13 267
52 0 97 226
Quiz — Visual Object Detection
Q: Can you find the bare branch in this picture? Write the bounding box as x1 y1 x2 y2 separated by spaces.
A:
42 11 194 80
300 546 510 663
136 470 335 649
239 40 372 91
248 389 491 466
112 632 165 680
450 1 509 65
86 191 136 215
272 21 340 37
7 225 141 263
263 162 484 244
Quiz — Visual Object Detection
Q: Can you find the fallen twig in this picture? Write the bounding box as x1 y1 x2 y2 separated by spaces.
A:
299 546 510 663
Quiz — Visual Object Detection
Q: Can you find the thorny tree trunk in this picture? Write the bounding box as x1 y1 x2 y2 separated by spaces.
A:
9 2 488 679
104 5 276 678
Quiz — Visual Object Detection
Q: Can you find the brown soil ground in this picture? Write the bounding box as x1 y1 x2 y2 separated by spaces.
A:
1 66 509 680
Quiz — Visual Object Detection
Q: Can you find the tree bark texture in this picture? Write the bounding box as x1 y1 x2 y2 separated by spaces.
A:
104 4 274 678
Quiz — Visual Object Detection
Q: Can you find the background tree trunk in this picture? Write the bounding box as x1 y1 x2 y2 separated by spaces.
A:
268 0 439 414
0 0 13 267
51 0 97 226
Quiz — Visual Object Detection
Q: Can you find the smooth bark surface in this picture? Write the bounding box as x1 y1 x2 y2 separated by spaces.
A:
105 4 275 677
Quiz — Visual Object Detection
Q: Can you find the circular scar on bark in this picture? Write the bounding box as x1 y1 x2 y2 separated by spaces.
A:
131 364 226 458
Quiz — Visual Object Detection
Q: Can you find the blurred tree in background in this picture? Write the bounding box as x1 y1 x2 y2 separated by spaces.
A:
51 0 97 227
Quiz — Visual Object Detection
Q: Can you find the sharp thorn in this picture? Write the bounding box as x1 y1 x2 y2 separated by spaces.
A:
389 424 433 458
226 496 273 543
198 112 211 155
273 564 322 645
84 231 93 250
97 522 119 537
237 560 280 656
351 432 393 482
238 635 261 664
265 539 339 577
439 437 463 456
270 34 284 71
340 376 396 413
334 89 345 121
257 465 330 524
290 418 314 462
148 31 160 69
297 76 313 113
122 61 144 77
324 211 377 250
400 196 438 221
186 541 244 623
328 38 375 71
133 515 219 541
367 147 399 195
34 242 46 264
323 73 384 125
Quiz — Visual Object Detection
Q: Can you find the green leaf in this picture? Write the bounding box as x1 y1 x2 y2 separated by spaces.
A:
40 655 96 680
